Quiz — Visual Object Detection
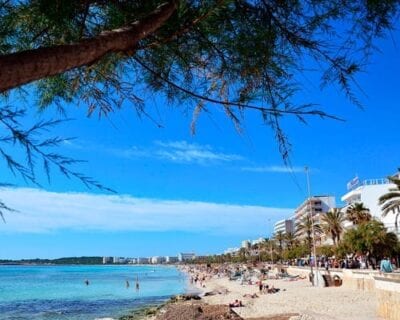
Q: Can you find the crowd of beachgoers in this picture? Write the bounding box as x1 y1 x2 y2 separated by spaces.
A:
287 255 398 271
159 263 380 320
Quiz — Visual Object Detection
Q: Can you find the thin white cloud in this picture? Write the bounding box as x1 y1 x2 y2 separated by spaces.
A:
153 140 242 163
241 166 306 173
108 140 243 164
0 188 292 236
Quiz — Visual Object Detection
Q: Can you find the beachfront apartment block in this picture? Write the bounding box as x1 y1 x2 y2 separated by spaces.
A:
113 257 127 264
273 219 294 235
251 237 265 246
224 247 240 256
151 256 166 264
341 174 400 235
137 257 149 264
241 240 251 249
165 256 179 263
294 195 336 226
102 256 113 264
178 253 196 262
127 258 136 264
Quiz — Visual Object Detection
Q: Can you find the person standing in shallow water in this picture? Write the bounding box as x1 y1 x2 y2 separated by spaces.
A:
84 279 90 286
126 280 130 288
136 276 140 291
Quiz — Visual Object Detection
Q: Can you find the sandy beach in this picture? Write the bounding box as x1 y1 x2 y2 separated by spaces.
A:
199 275 379 320
159 265 381 320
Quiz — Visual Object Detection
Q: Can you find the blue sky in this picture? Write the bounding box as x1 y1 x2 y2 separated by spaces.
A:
0 28 399 259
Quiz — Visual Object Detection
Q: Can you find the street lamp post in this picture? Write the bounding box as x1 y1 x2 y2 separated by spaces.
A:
270 241 273 265
267 219 274 267
305 166 319 286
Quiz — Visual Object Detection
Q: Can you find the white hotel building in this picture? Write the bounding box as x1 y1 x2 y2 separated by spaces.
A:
273 219 294 235
178 253 196 262
341 174 400 235
294 195 336 226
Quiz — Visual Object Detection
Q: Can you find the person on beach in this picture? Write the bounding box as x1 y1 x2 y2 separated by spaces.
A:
229 299 243 307
380 257 393 273
243 293 258 298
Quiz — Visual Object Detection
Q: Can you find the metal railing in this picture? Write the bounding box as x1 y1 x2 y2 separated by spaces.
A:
362 178 390 186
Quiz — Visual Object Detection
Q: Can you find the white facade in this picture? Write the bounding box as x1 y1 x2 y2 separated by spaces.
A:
151 256 165 264
241 240 251 249
341 177 399 234
113 257 126 264
294 196 336 225
273 219 294 235
165 256 179 263
224 247 240 255
251 237 265 246
102 256 112 264
137 257 149 264
178 253 195 262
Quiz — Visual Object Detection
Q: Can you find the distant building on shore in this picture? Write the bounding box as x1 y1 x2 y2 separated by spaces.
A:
251 238 265 246
150 256 165 264
224 248 240 256
137 257 149 264
113 257 127 264
341 173 400 235
102 256 112 264
165 256 179 263
273 219 294 235
178 253 196 262
241 240 251 249
126 258 136 264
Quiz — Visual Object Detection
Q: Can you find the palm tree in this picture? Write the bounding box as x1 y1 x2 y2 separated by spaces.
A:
379 174 400 231
321 208 345 245
295 215 322 250
274 231 285 252
261 237 278 263
284 231 297 250
346 202 372 225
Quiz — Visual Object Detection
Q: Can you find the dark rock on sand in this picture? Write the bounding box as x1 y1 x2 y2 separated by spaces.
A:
169 294 202 302
156 303 242 320
119 304 162 319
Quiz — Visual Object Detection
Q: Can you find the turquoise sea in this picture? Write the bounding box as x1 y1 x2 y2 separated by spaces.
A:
0 265 187 320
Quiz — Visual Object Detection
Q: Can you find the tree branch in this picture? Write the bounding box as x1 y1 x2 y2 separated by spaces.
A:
0 1 177 92
134 57 344 121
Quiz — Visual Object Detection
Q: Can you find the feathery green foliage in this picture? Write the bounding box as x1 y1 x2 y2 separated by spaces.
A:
321 208 345 245
1 0 400 159
379 172 400 230
338 220 399 260
295 215 322 250
346 202 372 225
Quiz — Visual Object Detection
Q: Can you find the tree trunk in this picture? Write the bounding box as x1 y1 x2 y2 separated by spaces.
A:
0 1 177 93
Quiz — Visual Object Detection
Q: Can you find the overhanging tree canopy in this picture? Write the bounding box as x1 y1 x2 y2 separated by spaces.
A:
0 0 399 189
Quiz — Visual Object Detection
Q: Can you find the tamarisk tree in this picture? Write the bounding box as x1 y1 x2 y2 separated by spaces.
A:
0 0 399 195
